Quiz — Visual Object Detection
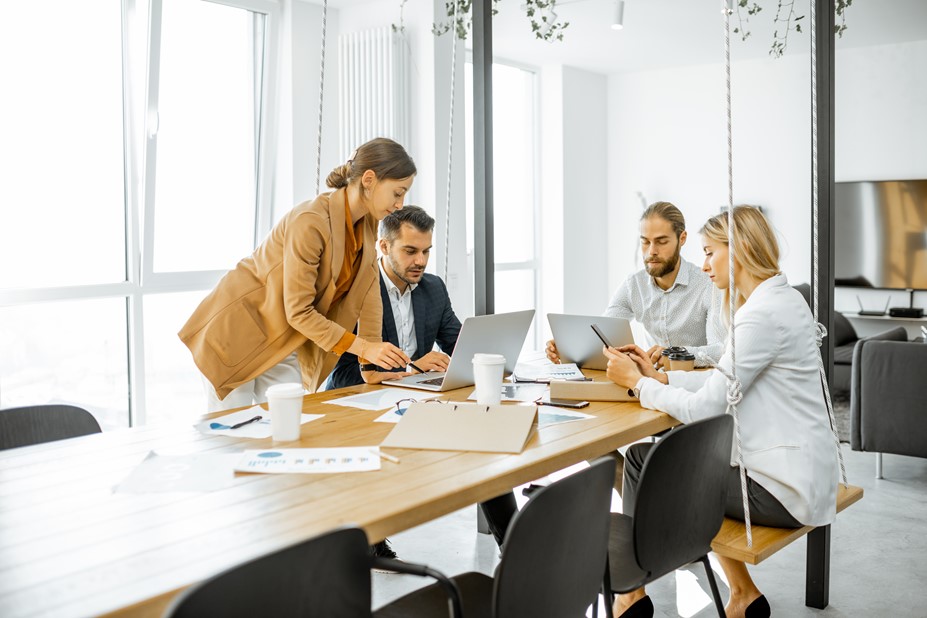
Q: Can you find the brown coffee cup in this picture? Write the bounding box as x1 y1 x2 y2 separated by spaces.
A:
669 352 695 371
660 346 687 370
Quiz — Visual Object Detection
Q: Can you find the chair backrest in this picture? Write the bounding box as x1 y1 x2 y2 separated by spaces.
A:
492 457 615 618
632 415 733 579
793 283 857 346
163 527 373 618
0 404 102 450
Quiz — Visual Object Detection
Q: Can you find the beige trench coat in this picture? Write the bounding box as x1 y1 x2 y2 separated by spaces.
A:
179 189 383 400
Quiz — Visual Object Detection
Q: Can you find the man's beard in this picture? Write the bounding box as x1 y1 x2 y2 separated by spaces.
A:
387 254 424 286
645 245 681 278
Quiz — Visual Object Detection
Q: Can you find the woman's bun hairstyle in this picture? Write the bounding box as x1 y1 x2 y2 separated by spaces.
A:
325 163 352 189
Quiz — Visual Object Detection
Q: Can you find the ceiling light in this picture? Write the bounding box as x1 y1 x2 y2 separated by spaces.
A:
611 0 625 30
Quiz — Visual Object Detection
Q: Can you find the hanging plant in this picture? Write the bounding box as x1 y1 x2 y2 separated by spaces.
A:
734 0 854 59
429 0 568 42
431 0 499 41
524 0 570 42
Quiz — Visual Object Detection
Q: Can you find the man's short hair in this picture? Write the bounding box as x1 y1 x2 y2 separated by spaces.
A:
379 205 435 243
640 201 686 238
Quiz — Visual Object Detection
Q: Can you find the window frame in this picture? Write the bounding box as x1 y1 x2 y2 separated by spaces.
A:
0 0 280 426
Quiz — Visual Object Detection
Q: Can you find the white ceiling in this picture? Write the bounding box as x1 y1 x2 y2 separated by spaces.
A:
488 0 927 74
324 0 927 74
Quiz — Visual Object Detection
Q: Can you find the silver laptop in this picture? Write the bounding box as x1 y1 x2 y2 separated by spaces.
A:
547 313 635 370
382 309 535 392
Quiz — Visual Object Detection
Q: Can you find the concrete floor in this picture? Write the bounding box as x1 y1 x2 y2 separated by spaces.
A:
372 445 927 616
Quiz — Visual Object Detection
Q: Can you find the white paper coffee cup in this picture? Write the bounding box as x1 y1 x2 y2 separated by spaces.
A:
472 353 505 405
265 383 305 442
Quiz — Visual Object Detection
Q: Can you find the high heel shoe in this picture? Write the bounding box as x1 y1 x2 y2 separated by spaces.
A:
616 595 654 618
744 594 770 618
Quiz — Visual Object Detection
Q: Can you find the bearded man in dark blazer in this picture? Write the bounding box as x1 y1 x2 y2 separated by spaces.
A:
325 205 517 558
326 205 461 388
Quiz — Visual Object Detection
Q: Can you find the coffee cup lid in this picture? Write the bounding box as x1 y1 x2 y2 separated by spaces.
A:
669 352 695 361
265 383 305 398
472 353 505 364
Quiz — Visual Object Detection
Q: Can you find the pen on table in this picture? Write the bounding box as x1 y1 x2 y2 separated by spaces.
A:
229 415 262 429
371 448 401 464
408 362 426 374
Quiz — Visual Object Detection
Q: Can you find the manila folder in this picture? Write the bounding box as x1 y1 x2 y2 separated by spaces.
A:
380 402 538 454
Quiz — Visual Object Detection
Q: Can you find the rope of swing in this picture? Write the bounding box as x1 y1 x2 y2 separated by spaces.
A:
720 0 752 547
442 0 461 280
315 0 329 194
810 0 849 488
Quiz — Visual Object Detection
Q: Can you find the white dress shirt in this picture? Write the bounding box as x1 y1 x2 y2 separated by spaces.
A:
635 273 838 527
379 260 417 359
604 259 725 366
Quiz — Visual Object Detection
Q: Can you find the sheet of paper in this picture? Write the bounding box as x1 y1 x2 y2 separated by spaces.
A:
114 451 241 493
235 447 382 474
324 387 441 411
465 383 549 402
538 408 595 428
511 362 586 382
195 406 323 438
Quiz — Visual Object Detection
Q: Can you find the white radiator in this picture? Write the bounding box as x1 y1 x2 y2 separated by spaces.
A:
338 28 410 159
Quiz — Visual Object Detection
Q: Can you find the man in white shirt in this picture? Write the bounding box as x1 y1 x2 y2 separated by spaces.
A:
545 201 724 497
547 201 724 368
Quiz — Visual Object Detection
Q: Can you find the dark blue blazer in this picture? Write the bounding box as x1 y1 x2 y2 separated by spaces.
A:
326 272 462 389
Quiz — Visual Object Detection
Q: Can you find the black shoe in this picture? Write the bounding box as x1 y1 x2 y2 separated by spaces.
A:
617 595 654 618
371 539 398 559
744 595 770 618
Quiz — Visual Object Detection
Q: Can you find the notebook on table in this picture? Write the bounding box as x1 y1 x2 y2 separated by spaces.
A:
382 309 535 392
547 313 635 370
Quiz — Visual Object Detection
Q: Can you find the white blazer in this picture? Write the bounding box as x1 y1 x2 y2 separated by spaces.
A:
636 273 838 527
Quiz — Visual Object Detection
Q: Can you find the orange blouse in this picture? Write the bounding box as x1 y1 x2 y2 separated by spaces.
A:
330 192 368 356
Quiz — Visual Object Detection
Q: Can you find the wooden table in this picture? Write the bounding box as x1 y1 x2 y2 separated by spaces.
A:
0 381 675 618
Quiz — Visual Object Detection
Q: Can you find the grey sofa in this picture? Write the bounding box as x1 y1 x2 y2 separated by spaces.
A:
850 339 927 478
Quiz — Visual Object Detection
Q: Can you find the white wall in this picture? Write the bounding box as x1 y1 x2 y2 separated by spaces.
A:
561 67 609 314
606 38 927 317
835 39 927 314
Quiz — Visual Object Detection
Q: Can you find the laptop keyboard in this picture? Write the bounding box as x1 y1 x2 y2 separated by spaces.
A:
417 377 445 386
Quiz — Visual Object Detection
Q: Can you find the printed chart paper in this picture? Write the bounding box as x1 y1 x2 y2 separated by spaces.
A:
235 447 383 474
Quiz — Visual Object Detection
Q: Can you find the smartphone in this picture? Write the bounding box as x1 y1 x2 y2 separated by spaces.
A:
539 398 590 409
590 323 614 349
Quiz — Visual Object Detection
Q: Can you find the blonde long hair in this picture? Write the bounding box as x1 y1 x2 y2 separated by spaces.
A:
700 206 781 321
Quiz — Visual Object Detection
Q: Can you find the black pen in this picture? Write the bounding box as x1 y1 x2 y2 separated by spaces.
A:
230 415 262 429
409 362 426 374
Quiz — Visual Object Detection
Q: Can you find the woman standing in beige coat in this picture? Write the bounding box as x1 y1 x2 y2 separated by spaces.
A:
180 138 416 411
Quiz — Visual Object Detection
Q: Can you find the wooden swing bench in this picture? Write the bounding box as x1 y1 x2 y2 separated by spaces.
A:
710 484 863 608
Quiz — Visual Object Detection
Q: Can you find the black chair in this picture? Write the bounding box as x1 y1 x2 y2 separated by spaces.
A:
164 527 463 618
0 404 101 450
603 415 734 618
374 457 616 618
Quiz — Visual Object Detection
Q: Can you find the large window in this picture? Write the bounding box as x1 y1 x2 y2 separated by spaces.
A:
0 0 278 427
464 60 541 350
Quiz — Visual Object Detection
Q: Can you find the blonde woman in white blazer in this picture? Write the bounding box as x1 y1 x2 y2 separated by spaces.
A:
604 206 838 618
